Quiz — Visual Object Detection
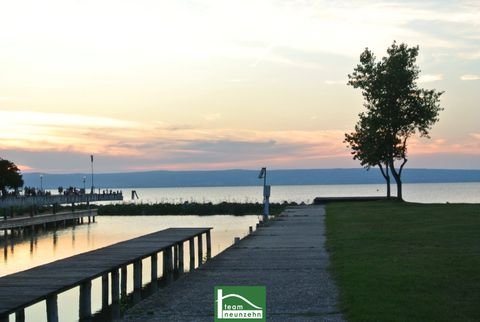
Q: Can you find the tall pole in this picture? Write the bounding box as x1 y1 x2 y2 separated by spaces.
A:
263 168 269 221
90 155 94 194
263 170 266 190
258 167 269 222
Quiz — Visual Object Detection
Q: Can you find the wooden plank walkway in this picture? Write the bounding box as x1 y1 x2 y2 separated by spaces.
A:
0 209 96 230
0 227 211 321
123 206 345 322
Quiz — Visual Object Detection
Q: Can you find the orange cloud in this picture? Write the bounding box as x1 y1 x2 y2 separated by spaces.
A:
16 164 34 172
409 134 480 155
0 111 357 171
2 111 479 172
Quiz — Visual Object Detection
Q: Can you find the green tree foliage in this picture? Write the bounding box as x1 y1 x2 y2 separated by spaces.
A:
0 158 24 197
345 113 394 197
345 42 443 200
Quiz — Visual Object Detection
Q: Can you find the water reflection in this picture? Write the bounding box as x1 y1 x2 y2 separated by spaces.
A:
1 220 86 266
1 215 259 322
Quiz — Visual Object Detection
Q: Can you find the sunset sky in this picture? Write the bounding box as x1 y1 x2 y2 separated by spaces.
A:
1 0 479 173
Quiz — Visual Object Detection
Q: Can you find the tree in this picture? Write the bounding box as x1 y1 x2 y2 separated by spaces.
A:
0 158 24 197
346 42 443 200
345 113 394 198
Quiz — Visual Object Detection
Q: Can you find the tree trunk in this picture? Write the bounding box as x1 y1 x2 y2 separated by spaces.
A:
388 159 406 201
394 176 402 200
390 168 402 200
378 163 391 198
386 173 391 198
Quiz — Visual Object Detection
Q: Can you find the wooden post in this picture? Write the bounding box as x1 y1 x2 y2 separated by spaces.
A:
198 234 203 266
121 266 127 298
151 253 158 288
179 242 184 274
189 238 195 271
111 269 120 303
79 280 92 319
163 247 173 284
102 274 109 308
206 230 211 260
133 260 142 302
15 308 25 322
174 244 179 273
111 268 120 319
46 294 58 322
3 239 7 261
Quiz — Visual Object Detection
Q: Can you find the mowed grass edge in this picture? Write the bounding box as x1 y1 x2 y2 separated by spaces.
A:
325 201 480 322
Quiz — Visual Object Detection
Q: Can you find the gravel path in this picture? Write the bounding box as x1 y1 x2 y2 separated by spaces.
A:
122 205 345 322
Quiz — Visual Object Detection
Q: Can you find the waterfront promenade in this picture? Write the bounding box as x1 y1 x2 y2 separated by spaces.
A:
123 205 345 321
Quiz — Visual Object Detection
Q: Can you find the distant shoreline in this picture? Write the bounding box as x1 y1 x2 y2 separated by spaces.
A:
22 168 480 189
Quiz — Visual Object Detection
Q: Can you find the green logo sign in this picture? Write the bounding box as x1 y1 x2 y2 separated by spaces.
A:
214 286 266 321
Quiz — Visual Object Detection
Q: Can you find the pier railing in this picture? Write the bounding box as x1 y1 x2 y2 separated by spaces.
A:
0 193 123 208
0 209 97 230
0 227 212 322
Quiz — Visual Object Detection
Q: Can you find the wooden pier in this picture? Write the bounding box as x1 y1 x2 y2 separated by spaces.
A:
0 192 123 208
0 209 97 231
0 227 212 322
1 192 123 233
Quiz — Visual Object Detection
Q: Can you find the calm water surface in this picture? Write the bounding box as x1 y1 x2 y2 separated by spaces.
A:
1 215 260 321
124 182 480 204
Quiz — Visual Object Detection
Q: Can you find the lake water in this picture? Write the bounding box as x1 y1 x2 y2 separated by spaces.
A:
123 182 480 204
1 215 260 321
2 182 479 321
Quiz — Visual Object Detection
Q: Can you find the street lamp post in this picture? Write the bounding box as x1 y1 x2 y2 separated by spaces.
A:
90 155 94 194
83 176 86 192
258 167 270 221
40 174 43 192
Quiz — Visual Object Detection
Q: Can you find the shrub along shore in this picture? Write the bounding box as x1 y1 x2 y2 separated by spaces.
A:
2 202 296 218
326 200 480 322
97 202 293 216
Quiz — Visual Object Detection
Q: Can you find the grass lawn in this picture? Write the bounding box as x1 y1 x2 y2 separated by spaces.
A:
326 201 480 322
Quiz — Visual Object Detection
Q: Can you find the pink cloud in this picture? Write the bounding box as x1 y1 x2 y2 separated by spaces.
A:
409 134 480 155
2 111 480 172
